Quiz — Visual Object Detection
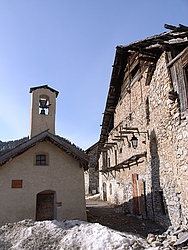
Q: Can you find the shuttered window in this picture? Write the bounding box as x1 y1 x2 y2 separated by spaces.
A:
168 48 188 111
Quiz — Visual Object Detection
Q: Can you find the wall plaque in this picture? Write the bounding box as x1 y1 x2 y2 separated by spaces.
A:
12 180 23 188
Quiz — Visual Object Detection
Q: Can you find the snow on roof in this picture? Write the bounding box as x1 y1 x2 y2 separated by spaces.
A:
0 219 149 249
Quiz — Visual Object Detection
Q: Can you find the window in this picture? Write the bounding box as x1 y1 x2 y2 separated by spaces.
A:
108 157 110 167
102 152 107 170
145 97 150 125
168 47 188 111
36 155 46 165
115 150 117 165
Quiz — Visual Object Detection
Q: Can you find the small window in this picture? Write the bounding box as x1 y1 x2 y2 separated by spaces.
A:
108 157 110 167
102 152 107 170
146 97 150 125
115 150 117 165
36 155 46 165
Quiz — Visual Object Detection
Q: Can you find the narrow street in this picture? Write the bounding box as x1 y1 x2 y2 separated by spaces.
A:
86 196 165 238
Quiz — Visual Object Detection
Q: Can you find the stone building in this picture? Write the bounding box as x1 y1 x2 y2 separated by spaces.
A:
85 142 99 195
98 24 188 228
0 85 88 226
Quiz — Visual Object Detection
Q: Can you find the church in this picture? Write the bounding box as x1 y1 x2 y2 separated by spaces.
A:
0 85 88 226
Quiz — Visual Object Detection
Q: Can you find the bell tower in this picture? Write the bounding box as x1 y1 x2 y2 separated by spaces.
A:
29 85 59 138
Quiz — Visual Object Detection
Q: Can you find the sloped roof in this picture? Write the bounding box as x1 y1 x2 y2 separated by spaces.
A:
0 131 88 170
98 24 188 156
29 85 59 97
116 24 188 54
85 141 98 154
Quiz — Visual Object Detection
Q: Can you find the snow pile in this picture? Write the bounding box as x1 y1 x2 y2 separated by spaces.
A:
85 194 100 200
0 219 149 249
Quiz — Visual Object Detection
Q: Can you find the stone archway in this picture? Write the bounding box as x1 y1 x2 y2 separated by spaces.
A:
36 190 56 221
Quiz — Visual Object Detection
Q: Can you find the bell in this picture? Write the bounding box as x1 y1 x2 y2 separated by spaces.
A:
39 99 47 108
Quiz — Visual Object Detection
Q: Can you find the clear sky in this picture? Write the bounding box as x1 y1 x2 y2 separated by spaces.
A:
0 0 187 149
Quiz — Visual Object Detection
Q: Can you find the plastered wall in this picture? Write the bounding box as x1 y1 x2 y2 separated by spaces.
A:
0 141 87 226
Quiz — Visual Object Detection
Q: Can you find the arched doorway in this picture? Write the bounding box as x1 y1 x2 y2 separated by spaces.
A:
36 190 56 221
103 182 107 201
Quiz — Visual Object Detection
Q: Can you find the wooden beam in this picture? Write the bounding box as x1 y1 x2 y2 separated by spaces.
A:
164 24 178 31
167 47 187 68
119 131 134 134
112 138 124 141
179 24 188 32
104 142 117 145
139 56 156 62
122 127 139 131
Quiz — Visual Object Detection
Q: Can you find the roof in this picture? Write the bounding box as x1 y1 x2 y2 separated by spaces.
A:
116 24 188 54
0 131 88 170
29 85 59 97
98 24 188 156
85 141 99 153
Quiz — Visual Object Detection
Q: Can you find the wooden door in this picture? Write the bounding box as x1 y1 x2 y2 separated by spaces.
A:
132 174 139 215
36 192 54 221
138 180 146 218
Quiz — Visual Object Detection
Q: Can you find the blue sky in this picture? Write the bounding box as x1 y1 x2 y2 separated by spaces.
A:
0 0 187 149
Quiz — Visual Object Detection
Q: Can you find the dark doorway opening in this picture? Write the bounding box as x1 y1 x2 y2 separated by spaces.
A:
103 182 107 201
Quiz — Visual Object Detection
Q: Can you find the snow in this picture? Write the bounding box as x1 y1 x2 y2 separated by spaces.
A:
0 219 149 249
85 194 100 200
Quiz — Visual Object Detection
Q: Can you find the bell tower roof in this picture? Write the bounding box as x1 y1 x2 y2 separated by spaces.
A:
29 85 59 97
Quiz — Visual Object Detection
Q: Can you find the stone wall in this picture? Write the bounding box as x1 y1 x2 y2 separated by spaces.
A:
99 51 188 229
85 143 99 195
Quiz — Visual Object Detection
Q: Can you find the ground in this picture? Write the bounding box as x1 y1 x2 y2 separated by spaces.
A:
86 195 165 238
1 197 186 249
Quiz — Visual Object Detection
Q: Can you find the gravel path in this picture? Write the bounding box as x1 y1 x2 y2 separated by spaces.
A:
86 197 165 238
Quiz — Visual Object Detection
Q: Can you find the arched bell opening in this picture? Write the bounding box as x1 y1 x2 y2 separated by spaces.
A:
39 95 50 115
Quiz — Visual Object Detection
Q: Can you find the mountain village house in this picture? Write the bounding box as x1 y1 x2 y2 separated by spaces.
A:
0 24 187 232
84 142 99 195
0 85 88 226
98 24 188 228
